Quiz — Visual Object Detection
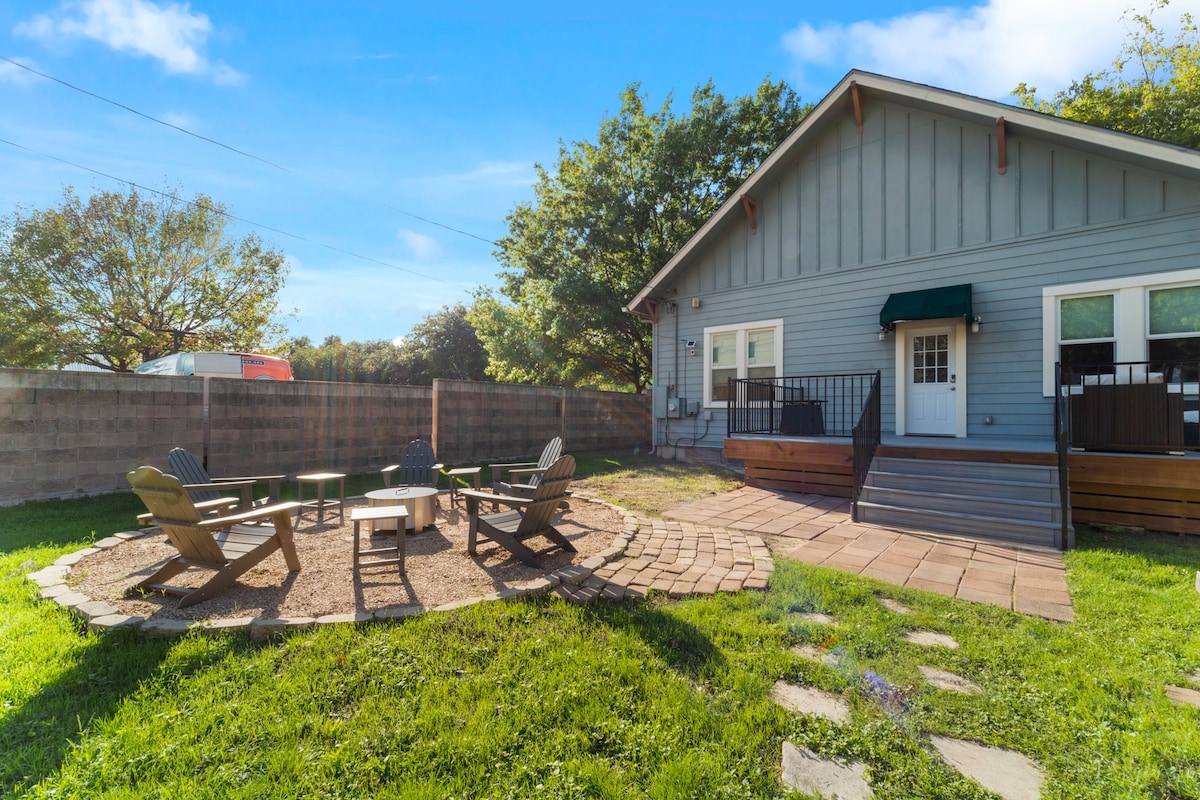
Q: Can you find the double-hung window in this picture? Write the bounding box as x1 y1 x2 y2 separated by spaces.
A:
703 320 783 405
1042 267 1200 394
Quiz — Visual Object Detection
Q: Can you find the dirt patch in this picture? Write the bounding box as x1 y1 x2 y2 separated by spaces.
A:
67 494 630 622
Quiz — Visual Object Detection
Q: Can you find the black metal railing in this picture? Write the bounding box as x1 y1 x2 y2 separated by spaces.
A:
850 371 882 523
1053 363 1072 551
726 373 880 438
1058 360 1200 454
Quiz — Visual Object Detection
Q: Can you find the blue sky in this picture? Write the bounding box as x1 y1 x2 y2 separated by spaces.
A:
0 0 1187 345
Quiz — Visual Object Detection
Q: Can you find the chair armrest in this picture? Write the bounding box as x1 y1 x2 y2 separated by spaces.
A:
505 466 548 478
137 495 240 523
459 488 533 509
488 461 538 473
445 466 483 476
214 474 286 482
199 501 302 531
182 479 257 491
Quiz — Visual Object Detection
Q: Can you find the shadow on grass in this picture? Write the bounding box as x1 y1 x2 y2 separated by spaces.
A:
0 624 239 796
586 599 727 679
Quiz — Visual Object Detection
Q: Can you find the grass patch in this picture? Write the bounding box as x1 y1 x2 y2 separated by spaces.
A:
2 453 1199 797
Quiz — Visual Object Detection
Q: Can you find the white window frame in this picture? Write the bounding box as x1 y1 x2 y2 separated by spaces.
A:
702 319 784 407
1041 267 1200 395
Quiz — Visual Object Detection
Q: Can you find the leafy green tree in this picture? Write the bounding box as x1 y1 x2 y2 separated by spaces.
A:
1014 1 1200 148
400 303 490 383
0 185 290 370
483 78 810 392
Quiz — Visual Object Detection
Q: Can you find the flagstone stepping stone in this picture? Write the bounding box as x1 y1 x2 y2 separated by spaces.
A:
1166 684 1200 709
879 597 913 615
918 666 980 695
781 741 872 799
791 644 841 667
929 736 1042 800
770 680 851 723
903 630 959 649
798 612 836 625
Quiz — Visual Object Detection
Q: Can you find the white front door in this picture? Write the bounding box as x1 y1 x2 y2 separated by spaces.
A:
905 324 957 435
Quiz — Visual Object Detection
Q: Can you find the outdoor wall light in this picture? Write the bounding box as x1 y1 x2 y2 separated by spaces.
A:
970 315 982 333
878 326 891 341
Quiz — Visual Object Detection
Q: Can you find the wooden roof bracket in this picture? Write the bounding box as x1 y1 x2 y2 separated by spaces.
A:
850 81 863 134
740 194 758 234
643 298 660 325
996 117 1007 175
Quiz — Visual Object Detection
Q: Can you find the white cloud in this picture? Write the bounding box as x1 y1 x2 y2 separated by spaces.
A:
15 0 243 83
397 229 442 260
782 0 1160 100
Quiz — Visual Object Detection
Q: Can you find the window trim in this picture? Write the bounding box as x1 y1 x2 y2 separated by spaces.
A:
702 319 784 407
1042 267 1200 395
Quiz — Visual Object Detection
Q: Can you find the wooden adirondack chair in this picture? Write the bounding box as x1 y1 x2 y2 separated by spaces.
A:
381 439 443 489
167 447 284 513
127 466 301 608
488 436 563 498
460 454 576 566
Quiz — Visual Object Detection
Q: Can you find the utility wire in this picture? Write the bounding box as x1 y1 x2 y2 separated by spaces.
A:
2 56 503 247
1 55 289 172
0 136 465 287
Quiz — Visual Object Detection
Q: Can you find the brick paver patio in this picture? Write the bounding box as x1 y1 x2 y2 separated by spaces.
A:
664 486 1074 622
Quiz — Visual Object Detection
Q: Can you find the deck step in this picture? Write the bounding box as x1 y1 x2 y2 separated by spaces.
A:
858 457 1070 548
858 485 1062 523
855 502 1064 548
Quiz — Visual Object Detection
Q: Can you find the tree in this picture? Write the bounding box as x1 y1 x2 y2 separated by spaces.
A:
400 303 490 383
0 185 290 371
1013 1 1200 148
481 78 810 392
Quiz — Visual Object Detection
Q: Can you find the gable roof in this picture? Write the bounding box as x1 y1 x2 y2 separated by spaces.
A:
625 69 1200 317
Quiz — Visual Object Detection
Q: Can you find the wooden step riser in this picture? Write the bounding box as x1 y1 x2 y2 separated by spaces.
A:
858 486 1062 523
871 457 1058 484
865 472 1062 503
855 502 1062 548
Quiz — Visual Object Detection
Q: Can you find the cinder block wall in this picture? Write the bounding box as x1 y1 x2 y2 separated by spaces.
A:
0 370 651 504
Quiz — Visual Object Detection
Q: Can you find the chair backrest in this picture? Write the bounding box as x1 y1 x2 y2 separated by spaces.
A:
394 439 439 487
515 455 575 535
127 466 225 563
527 436 564 489
167 447 219 502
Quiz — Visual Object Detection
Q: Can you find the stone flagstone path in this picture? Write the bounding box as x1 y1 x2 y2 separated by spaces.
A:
667 486 1074 622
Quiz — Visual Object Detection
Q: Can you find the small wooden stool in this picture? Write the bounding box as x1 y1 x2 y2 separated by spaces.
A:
444 466 482 505
351 505 409 571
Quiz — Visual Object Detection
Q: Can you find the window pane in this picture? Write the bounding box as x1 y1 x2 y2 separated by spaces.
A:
712 368 736 400
1149 337 1200 381
1061 295 1114 340
1060 342 1115 379
746 329 775 365
1149 286 1200 335
711 332 737 368
747 366 775 381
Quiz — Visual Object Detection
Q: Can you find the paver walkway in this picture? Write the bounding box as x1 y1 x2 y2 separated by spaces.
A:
666 486 1073 622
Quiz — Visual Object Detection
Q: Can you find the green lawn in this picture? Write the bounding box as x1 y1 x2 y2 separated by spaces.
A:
1 452 1198 798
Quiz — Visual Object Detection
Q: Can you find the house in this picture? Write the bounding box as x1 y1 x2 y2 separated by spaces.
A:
626 70 1200 547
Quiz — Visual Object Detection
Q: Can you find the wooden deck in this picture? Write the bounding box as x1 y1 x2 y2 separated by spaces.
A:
724 435 1200 536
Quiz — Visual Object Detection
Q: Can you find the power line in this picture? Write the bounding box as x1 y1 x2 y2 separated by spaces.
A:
1 55 289 172
2 55 504 249
0 136 466 287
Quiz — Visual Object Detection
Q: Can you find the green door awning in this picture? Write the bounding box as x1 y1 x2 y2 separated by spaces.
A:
879 284 973 330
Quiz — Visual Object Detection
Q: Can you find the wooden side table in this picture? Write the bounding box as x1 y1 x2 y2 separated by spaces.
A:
351 505 409 571
444 466 483 505
295 472 346 526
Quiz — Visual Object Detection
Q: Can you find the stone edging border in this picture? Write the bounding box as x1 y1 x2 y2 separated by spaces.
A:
25 494 640 641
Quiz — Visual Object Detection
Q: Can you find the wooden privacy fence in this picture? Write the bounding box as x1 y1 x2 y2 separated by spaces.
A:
0 370 651 505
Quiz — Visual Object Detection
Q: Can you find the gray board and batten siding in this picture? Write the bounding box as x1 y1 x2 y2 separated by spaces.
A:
651 92 1200 450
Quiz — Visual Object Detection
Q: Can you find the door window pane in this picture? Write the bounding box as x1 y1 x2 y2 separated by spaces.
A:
1060 295 1114 340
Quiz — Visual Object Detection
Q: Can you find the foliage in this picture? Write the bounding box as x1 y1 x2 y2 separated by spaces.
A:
1014 1 1200 148
483 78 811 392
288 304 490 385
0 185 290 371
